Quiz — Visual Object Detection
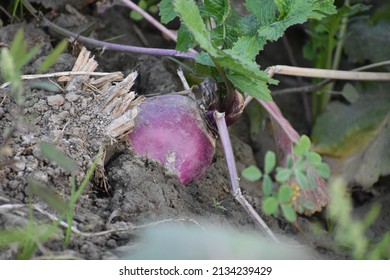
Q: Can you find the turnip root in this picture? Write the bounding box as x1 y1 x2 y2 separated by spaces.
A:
128 94 216 185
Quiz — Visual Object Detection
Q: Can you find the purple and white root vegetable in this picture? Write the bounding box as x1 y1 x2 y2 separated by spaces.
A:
128 94 216 185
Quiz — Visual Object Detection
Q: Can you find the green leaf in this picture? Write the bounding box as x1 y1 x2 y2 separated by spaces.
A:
302 200 315 211
262 174 273 196
10 29 40 70
39 142 79 173
315 163 330 179
278 185 292 203
259 0 336 42
176 25 195 51
239 15 260 36
307 152 322 165
262 197 279 215
264 151 276 174
222 48 277 83
286 155 294 169
174 0 213 52
230 36 265 60
275 168 291 182
226 72 271 101
203 0 231 24
28 178 71 216
241 165 262 182
245 0 276 26
294 169 308 189
38 40 68 73
281 204 297 222
293 135 311 157
307 169 317 189
130 0 147 21
158 0 176 24
341 83 360 104
345 20 390 68
312 86 390 157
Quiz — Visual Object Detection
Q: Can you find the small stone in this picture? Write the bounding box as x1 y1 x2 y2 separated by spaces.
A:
12 160 26 171
47 95 65 106
65 92 80 102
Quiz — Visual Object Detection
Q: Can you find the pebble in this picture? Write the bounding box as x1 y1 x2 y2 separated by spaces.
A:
47 94 65 106
65 92 80 102
12 160 26 172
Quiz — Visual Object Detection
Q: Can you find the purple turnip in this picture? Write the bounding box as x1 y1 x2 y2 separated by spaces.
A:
128 94 216 185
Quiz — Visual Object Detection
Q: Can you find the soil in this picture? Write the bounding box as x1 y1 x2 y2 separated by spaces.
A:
0 2 389 260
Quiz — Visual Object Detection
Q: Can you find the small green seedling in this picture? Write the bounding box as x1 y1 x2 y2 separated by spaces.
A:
212 198 227 211
242 135 330 222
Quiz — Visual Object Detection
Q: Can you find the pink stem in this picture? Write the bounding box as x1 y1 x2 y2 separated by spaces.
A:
119 0 178 42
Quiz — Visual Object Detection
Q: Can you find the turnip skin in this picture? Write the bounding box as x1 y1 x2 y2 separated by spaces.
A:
128 95 216 185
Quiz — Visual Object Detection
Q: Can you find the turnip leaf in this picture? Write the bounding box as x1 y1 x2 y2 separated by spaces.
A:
245 0 276 26
176 25 195 51
202 0 231 25
158 0 176 24
258 0 336 42
174 0 213 53
226 72 271 101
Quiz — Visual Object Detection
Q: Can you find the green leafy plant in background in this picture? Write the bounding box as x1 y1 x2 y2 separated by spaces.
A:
130 0 158 21
242 136 330 222
303 1 369 118
158 0 336 102
327 178 390 259
308 1 390 188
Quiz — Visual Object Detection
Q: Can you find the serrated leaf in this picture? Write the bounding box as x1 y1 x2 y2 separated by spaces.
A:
275 168 291 182
281 204 297 222
259 0 336 42
230 36 265 60
38 40 68 73
39 142 79 173
315 163 330 179
241 165 262 182
158 0 176 24
202 0 231 24
278 185 292 203
263 197 279 215
262 174 273 196
174 0 213 52
264 151 276 174
176 25 195 51
226 72 272 101
245 0 276 26
239 15 260 36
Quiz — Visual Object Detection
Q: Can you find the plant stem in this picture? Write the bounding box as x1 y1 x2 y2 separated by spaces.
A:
43 17 196 59
213 111 280 243
267 65 390 81
318 0 351 113
118 0 178 43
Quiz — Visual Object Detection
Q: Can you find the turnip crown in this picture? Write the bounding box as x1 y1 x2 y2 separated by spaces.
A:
128 94 216 185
